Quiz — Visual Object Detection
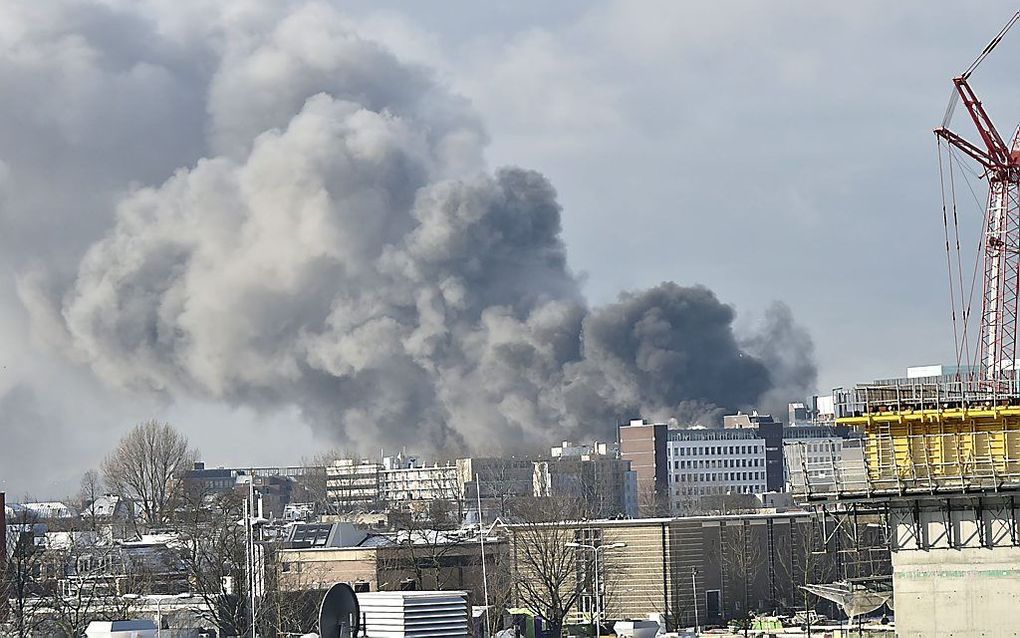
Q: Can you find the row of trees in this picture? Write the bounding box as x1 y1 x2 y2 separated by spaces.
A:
1 420 258 637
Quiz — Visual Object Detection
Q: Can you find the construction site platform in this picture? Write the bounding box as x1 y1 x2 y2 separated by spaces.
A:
788 381 1020 501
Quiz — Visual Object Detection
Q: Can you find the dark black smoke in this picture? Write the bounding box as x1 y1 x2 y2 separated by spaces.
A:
567 283 774 429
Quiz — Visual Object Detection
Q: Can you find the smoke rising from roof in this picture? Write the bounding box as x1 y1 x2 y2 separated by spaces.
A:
10 1 816 453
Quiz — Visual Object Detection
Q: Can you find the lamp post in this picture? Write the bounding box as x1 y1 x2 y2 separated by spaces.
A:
565 541 627 638
475 473 490 638
122 592 194 638
237 478 269 638
691 568 699 636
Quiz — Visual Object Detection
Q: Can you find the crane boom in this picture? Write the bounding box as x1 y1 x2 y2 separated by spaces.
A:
953 77 1014 169
935 75 1020 388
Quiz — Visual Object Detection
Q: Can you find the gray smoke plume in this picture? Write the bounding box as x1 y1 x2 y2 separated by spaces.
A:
741 301 819 418
10 0 817 454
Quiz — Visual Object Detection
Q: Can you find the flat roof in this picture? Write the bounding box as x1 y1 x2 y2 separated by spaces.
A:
502 510 811 529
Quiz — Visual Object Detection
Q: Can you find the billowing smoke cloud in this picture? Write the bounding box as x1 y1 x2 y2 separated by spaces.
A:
10 0 816 454
741 301 818 418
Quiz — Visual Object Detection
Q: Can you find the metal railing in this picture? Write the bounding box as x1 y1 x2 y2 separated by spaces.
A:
834 377 1020 419
786 440 870 499
787 429 1020 500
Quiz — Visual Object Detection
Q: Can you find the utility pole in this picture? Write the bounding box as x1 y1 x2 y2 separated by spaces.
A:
476 474 491 637
243 474 265 638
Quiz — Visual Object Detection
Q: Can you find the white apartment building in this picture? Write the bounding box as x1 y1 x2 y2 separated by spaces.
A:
380 461 460 504
666 428 767 512
326 459 383 509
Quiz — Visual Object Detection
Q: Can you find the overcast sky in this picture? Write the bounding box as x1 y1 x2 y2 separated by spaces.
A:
2 0 1019 499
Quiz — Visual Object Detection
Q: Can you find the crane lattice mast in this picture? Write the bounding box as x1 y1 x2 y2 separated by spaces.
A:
935 12 1020 392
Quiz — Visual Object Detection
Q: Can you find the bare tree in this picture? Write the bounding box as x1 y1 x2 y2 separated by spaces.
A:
1 506 48 638
295 448 360 517
78 470 104 534
382 507 467 592
264 576 321 637
475 458 533 519
405 465 465 530
773 520 834 636
636 481 670 518
44 529 142 638
173 488 250 636
505 497 597 638
103 420 198 528
712 521 766 636
478 531 514 636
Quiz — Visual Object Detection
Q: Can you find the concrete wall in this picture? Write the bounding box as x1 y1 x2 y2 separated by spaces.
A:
890 495 1020 637
893 546 1020 637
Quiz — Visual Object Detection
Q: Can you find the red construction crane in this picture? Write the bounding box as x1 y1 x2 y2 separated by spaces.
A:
934 11 1020 390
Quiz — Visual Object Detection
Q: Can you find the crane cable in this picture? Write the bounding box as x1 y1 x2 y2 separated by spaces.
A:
963 10 1020 80
949 144 977 372
952 144 995 376
956 148 989 375
939 139 989 373
943 11 1020 128
939 139 964 370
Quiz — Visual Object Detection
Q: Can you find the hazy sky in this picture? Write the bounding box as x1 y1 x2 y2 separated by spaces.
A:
2 0 1019 499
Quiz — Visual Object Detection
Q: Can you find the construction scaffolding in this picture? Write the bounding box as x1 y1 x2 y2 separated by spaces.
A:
788 380 1020 500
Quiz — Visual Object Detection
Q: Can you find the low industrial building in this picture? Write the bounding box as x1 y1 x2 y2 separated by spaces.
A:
503 511 870 629
276 521 505 606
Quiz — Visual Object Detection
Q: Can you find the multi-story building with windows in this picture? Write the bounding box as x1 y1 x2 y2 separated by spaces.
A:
379 456 460 506
533 444 637 518
456 457 535 501
326 459 383 511
666 428 768 512
622 417 855 516
723 412 785 491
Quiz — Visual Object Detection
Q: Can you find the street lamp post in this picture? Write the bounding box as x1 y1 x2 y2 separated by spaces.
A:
122 592 193 638
565 541 626 638
691 568 700 636
237 478 269 638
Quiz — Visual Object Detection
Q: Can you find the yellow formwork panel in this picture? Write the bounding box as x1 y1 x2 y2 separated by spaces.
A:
838 408 1020 486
